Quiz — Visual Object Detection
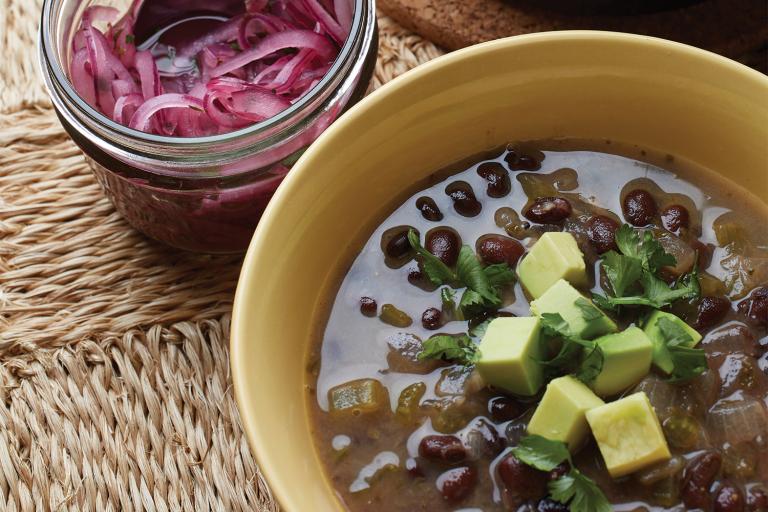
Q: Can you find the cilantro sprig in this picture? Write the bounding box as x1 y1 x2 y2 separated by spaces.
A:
408 229 515 319
512 435 611 512
593 225 700 310
655 317 707 382
417 334 480 366
538 309 604 385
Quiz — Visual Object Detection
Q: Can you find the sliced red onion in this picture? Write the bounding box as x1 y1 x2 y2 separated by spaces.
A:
129 93 204 131
113 93 144 124
68 0 347 137
210 29 335 77
69 47 97 106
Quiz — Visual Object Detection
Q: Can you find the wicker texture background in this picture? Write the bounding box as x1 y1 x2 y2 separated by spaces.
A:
0 2 442 509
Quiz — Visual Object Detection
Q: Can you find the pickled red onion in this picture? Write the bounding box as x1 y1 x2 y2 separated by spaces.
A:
67 0 348 137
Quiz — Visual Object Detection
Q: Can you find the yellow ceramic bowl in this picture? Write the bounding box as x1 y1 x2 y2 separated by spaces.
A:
232 31 768 512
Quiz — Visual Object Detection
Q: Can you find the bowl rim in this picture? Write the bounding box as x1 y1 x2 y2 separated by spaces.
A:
231 30 768 511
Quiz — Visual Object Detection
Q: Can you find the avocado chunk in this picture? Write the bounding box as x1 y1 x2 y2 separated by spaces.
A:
586 392 671 478
476 317 542 396
591 326 653 397
527 375 605 451
643 311 702 374
328 379 390 416
530 279 618 339
517 232 588 299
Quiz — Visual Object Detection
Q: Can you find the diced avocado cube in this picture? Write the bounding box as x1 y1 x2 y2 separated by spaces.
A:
518 232 588 299
527 375 605 451
328 379 390 415
586 392 671 478
643 311 702 374
591 326 653 397
530 279 618 339
476 317 542 396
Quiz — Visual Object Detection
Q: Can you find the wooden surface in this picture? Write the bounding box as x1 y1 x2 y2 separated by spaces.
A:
379 0 768 63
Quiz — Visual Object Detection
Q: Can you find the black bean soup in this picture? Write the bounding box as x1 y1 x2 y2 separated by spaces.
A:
307 141 768 512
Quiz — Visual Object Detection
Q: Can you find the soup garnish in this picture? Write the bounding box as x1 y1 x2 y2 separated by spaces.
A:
309 142 768 511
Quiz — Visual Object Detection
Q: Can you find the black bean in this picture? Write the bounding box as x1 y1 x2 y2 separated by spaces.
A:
497 453 547 501
381 226 417 268
445 181 482 217
416 196 443 222
523 197 572 224
438 466 477 502
623 189 658 226
477 162 512 198
537 498 569 512
426 227 461 266
505 149 542 171
696 296 731 331
662 204 690 233
359 297 377 317
476 234 525 267
422 308 443 330
462 418 504 459
586 215 620 254
418 435 466 464
738 287 768 327
488 396 522 423
714 484 745 512
681 451 722 510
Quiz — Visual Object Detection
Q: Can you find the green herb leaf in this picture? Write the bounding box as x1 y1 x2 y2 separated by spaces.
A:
615 225 676 273
548 468 612 512
483 263 516 288
468 316 493 338
511 435 570 472
441 287 457 312
513 436 610 512
575 344 604 384
418 334 480 365
593 267 700 310
575 297 604 322
539 312 574 339
408 230 456 285
459 289 487 318
456 246 497 303
601 250 643 297
656 317 707 382
125 33 135 45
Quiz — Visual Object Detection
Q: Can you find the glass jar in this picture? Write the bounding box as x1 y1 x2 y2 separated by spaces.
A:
39 0 377 253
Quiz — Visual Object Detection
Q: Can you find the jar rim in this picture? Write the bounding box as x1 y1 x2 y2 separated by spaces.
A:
39 0 372 149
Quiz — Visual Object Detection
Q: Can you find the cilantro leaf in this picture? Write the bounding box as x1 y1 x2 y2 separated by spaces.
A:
548 468 612 512
575 297 604 322
408 230 456 285
511 435 570 472
615 225 676 273
483 263 516 288
468 317 492 338
656 317 707 382
576 344 604 384
593 267 700 310
513 436 611 512
456 246 497 303
539 312 574 339
459 289 487 318
441 287 456 311
418 334 480 365
601 250 642 297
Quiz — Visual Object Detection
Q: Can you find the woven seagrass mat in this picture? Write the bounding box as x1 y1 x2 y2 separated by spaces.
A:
0 2 443 509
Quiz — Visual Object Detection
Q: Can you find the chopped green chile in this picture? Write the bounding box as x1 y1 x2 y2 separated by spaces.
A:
395 382 426 421
328 379 390 416
379 304 413 327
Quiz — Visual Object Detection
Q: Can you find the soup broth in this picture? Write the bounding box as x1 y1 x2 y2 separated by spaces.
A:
307 141 768 512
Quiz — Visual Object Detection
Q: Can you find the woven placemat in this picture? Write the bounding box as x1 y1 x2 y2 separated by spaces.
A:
0 1 442 509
